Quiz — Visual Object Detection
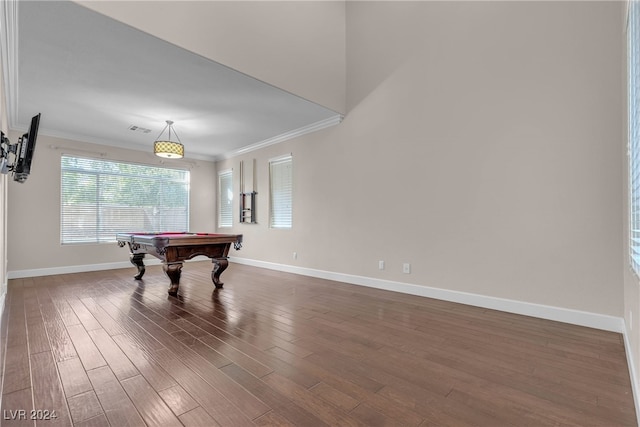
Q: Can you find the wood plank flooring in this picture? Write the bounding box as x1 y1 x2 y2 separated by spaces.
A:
0 261 636 426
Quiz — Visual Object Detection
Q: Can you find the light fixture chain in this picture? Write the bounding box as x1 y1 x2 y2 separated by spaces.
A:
154 122 170 140
171 127 182 143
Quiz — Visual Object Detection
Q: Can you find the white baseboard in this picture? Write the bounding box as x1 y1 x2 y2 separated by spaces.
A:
6 259 162 279
230 256 625 333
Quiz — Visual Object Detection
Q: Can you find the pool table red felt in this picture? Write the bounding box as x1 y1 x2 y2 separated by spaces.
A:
116 232 242 295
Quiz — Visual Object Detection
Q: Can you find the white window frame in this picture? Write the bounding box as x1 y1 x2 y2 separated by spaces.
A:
269 154 293 229
218 169 233 228
60 155 190 244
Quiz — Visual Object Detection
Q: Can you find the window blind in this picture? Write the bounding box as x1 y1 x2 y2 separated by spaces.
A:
269 155 292 228
630 1 640 273
60 155 190 244
218 170 233 227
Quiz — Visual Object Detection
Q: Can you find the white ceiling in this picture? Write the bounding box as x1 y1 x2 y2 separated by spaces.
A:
3 1 342 161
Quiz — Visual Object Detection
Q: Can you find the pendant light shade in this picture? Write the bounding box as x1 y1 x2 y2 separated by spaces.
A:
154 120 184 159
154 140 184 158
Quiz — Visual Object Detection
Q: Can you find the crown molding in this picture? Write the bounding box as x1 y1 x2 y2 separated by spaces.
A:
220 114 343 160
0 0 18 130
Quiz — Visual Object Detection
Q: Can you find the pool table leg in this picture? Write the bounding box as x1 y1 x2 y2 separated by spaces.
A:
211 258 229 289
130 253 146 280
163 262 183 296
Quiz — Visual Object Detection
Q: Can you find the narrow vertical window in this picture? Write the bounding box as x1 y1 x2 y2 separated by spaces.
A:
630 1 640 273
218 169 233 228
269 155 292 228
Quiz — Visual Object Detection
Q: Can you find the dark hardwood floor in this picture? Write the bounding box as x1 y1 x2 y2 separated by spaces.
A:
0 261 636 426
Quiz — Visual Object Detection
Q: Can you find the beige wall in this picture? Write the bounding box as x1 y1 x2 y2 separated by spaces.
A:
218 1 624 317
6 134 216 274
75 0 346 114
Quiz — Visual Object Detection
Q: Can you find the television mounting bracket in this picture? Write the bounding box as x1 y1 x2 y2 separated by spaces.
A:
0 131 23 175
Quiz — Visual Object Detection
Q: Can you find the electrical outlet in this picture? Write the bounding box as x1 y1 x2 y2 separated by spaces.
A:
379 260 385 270
403 263 411 274
293 252 298 260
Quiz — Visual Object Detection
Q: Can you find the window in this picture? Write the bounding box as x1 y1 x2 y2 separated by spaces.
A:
61 155 190 244
269 155 292 228
631 1 640 273
218 169 233 227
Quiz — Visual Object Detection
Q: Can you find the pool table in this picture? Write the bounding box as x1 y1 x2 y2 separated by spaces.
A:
116 232 243 295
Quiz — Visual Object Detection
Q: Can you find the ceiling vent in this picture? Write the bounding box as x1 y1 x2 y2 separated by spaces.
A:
128 125 151 133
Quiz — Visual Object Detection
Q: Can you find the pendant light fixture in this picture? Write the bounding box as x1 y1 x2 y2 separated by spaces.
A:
153 120 184 159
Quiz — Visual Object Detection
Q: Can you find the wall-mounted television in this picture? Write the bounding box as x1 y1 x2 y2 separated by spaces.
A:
0 113 41 183
13 113 40 182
